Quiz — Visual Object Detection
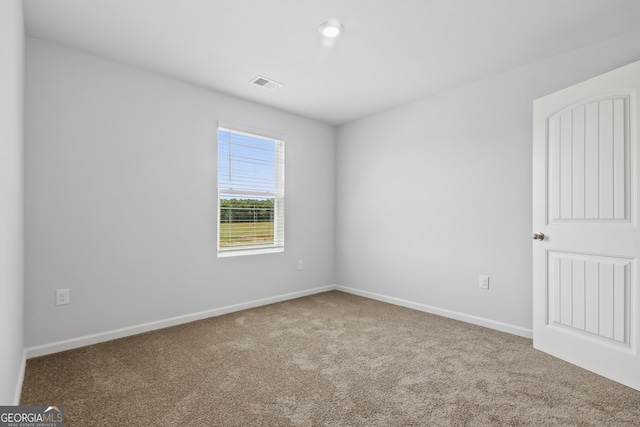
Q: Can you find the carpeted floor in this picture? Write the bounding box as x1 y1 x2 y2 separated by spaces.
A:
21 291 640 426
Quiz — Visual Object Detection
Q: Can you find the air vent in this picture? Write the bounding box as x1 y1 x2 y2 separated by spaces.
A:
250 75 284 91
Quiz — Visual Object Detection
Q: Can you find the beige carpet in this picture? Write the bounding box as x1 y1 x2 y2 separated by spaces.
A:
21 291 640 426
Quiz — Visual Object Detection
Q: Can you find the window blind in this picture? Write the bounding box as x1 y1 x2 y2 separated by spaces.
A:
217 126 285 256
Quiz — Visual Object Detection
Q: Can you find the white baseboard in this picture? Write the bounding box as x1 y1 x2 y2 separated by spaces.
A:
25 285 335 359
335 285 533 339
24 284 531 360
13 349 26 405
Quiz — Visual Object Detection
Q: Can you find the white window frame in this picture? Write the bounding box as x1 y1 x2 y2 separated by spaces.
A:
217 122 285 257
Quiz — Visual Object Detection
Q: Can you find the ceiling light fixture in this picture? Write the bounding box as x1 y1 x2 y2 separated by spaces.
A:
319 19 344 38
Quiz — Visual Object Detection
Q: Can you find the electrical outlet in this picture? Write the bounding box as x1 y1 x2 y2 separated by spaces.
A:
56 288 70 306
479 275 489 290
297 259 304 270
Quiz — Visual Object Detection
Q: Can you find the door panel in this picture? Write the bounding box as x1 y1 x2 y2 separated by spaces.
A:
548 251 631 346
548 95 630 222
533 60 640 391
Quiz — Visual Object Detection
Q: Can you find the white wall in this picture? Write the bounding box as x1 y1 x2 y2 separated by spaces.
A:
25 38 336 349
0 0 24 405
336 30 640 333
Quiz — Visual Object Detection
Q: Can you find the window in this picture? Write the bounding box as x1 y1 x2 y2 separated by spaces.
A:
217 124 285 256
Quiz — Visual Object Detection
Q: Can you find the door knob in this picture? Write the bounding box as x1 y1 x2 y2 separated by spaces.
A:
532 232 545 241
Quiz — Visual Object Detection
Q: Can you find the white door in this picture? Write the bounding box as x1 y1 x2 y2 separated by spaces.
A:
533 60 640 391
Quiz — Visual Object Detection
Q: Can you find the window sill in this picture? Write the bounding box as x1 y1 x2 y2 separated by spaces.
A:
217 246 284 258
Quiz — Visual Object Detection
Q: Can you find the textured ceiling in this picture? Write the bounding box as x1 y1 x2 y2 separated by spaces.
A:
23 0 640 125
